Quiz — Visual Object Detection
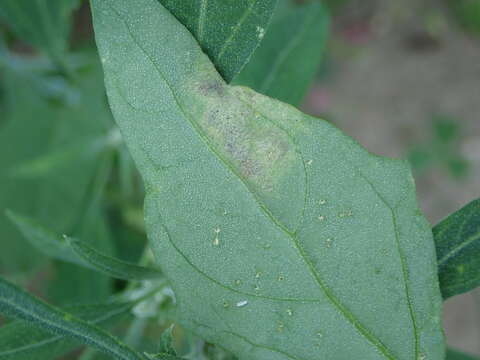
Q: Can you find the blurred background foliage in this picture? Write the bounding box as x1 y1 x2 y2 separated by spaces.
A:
0 0 479 358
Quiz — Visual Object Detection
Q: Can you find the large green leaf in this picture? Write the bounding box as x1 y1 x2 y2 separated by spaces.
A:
91 0 444 359
157 0 278 82
234 0 330 106
0 277 148 360
0 0 80 67
434 199 480 299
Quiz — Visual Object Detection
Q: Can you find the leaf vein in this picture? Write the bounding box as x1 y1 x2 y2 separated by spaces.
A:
217 0 258 61
197 0 208 42
438 232 480 267
355 169 419 359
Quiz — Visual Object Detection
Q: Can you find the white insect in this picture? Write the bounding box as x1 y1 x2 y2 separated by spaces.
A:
236 300 248 308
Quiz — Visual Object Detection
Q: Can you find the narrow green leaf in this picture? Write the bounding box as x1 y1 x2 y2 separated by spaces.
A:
434 198 480 299
66 237 163 281
6 210 162 281
0 0 80 67
157 0 278 82
447 348 480 360
234 0 330 106
92 0 444 359
0 277 147 360
0 300 136 360
158 325 176 356
5 210 82 265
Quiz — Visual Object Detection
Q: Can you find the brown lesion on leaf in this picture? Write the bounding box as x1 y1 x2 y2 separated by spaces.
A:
195 89 297 193
198 80 227 97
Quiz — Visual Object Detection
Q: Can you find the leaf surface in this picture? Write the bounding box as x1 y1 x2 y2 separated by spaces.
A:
157 0 278 82
0 277 148 360
434 199 480 299
234 0 330 106
0 300 137 360
91 0 445 359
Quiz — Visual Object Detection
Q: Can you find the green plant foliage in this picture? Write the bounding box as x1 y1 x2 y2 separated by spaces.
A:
0 276 151 360
0 300 138 360
434 199 480 299
91 0 444 359
0 59 113 281
234 0 330 106
408 116 470 179
67 237 163 281
157 0 278 82
145 352 182 360
202 345 237 360
448 0 480 34
7 210 162 281
323 0 350 12
0 0 80 68
44 150 117 304
158 325 177 356
447 348 480 360
5 210 85 265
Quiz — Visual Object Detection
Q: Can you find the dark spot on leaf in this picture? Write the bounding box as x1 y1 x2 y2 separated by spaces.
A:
199 81 226 97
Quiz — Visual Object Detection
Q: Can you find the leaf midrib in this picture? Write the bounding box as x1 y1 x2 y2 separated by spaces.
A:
197 0 208 42
217 0 258 61
109 4 399 359
438 231 480 267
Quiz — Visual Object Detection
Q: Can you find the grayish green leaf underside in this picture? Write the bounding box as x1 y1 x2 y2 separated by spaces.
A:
0 300 136 360
6 210 162 281
0 277 147 360
434 198 480 299
157 0 278 82
234 0 330 106
91 0 444 359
